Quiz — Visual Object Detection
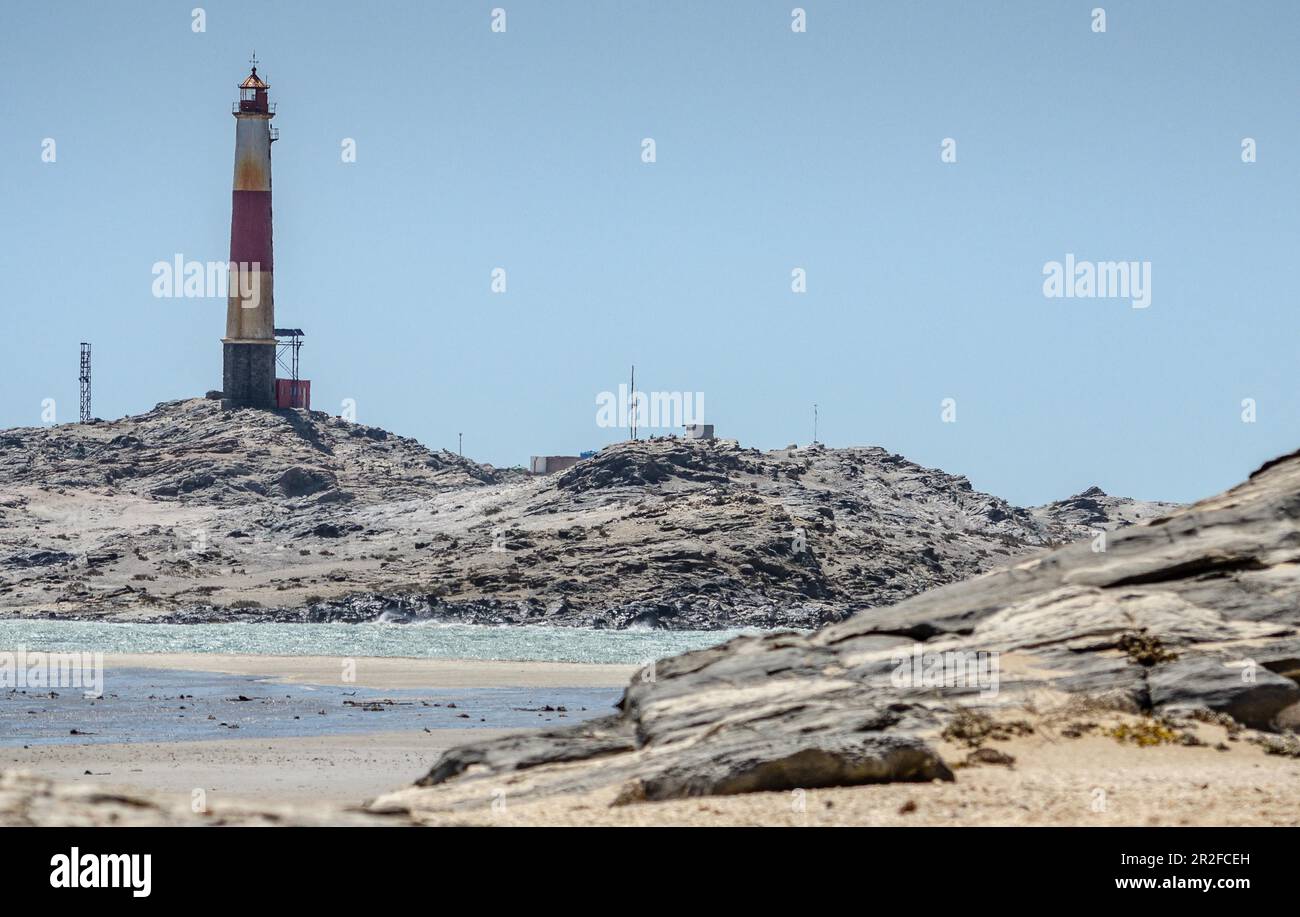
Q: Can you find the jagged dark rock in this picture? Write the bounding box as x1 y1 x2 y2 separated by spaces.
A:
276 466 337 498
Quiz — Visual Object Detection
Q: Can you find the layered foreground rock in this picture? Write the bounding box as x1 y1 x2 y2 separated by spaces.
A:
0 771 407 827
374 449 1300 814
0 398 1171 629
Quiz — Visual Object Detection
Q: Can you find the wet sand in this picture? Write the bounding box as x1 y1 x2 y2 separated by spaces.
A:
98 653 638 689
7 654 635 808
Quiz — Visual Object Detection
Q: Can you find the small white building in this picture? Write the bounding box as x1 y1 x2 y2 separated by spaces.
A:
530 455 581 475
683 424 715 441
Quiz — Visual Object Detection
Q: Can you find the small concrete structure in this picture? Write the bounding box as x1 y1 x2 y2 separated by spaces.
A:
530 455 581 475
683 424 715 441
275 378 311 409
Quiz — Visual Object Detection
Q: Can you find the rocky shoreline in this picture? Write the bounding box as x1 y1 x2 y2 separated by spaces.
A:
19 591 832 631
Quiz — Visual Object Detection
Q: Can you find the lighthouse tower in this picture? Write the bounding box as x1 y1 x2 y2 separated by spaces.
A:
222 58 278 408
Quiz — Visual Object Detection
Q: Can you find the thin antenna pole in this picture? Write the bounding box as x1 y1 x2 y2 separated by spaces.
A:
630 364 636 441
458 433 462 456
813 403 818 444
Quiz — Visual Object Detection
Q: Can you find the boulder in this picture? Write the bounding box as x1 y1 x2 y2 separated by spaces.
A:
1149 656 1300 729
276 466 336 498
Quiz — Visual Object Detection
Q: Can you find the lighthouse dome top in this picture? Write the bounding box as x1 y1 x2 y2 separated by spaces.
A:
239 67 269 90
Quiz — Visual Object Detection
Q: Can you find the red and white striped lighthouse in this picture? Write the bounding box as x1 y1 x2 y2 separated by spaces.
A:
222 58 278 408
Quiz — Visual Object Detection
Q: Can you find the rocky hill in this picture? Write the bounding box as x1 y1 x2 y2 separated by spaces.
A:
1030 485 1170 541
376 448 1300 815
0 398 1175 629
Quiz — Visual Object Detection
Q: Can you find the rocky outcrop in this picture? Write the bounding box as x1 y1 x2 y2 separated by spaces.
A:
0 399 1171 628
375 449 1300 812
0 397 504 503
1029 486 1175 543
1031 485 1179 543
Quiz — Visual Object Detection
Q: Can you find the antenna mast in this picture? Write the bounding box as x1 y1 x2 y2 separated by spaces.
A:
629 364 637 441
79 343 92 423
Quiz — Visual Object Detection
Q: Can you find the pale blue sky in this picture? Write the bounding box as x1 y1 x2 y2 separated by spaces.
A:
3 1 1297 505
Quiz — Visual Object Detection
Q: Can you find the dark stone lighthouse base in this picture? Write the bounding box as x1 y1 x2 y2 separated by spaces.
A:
222 342 277 409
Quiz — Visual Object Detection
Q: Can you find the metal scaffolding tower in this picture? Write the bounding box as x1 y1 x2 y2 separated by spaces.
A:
274 328 303 381
274 327 304 399
79 343 92 423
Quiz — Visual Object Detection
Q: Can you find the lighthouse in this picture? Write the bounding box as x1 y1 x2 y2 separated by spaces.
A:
222 58 278 408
